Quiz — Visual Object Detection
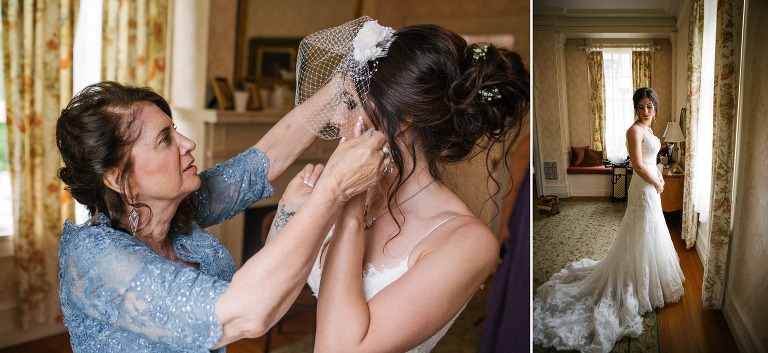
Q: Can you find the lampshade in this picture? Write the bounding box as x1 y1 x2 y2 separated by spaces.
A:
663 121 685 143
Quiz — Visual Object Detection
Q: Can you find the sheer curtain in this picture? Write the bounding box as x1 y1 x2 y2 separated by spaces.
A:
695 0 716 234
2 0 76 329
602 50 634 162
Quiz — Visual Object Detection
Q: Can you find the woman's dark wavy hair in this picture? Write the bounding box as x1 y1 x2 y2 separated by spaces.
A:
362 24 530 233
56 81 195 234
633 86 659 129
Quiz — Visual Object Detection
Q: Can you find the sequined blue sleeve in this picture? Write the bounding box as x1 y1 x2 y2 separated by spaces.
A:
60 224 228 351
193 147 273 228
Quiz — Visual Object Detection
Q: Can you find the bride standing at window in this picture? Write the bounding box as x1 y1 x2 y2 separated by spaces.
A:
533 87 685 353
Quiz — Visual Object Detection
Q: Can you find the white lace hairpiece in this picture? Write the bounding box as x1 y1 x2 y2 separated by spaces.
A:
294 16 395 140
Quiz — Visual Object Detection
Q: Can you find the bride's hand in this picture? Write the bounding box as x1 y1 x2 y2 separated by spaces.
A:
655 183 664 194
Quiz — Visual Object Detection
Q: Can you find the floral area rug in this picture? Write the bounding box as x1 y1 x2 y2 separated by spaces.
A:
533 200 659 353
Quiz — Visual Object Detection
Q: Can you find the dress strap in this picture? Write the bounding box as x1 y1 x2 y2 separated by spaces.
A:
636 123 649 142
419 214 475 241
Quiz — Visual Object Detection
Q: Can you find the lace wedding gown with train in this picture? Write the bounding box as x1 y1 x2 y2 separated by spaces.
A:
533 132 685 353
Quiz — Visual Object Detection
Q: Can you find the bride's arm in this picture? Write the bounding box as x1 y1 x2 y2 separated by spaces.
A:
313 211 499 352
627 126 663 193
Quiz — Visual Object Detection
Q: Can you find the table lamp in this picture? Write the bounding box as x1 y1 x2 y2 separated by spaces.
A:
663 121 685 174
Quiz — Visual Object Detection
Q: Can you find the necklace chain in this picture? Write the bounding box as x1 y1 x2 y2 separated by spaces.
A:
635 121 653 133
364 180 435 229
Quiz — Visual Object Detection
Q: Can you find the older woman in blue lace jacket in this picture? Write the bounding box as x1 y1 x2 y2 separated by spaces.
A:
55 81 387 352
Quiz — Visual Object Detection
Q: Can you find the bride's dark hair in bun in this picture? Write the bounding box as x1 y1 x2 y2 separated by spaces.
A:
363 24 529 222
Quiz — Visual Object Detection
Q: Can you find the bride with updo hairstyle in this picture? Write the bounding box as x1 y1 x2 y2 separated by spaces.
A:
269 18 529 352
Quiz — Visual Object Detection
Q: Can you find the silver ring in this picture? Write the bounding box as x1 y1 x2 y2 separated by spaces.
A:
381 146 391 154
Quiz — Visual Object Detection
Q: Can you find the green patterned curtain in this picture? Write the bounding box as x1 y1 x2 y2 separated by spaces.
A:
102 0 167 91
703 0 741 309
631 50 652 89
682 0 704 248
586 51 606 154
1 0 76 329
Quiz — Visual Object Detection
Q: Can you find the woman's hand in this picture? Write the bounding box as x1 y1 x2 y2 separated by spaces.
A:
281 164 325 211
315 118 388 204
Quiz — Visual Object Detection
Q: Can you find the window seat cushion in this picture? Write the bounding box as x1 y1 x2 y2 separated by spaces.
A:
566 165 612 174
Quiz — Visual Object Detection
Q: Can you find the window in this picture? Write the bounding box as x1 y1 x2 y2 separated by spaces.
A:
0 19 12 236
601 49 635 163
71 0 103 223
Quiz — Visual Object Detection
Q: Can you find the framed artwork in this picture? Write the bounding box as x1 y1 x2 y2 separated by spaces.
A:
247 38 301 80
211 77 234 110
244 82 262 111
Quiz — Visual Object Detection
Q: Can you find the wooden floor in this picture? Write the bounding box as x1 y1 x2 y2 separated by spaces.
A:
657 211 739 353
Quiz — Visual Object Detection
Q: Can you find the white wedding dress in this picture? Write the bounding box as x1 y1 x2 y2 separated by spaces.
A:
307 216 467 353
533 132 685 353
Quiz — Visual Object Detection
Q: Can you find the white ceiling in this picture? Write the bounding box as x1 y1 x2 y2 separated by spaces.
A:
534 0 685 19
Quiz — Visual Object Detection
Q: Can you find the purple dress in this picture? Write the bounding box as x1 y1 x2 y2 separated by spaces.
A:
479 169 531 353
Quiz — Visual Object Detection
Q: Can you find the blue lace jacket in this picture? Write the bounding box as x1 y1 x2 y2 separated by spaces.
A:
59 147 273 353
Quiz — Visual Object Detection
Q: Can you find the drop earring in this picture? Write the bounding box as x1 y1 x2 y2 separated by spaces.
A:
128 196 139 236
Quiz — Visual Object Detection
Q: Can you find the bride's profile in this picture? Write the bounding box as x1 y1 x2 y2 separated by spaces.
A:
533 86 685 353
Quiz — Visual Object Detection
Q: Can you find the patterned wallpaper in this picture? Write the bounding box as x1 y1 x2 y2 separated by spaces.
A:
652 40 673 138
533 29 565 183
367 0 530 61
564 40 591 149
207 0 238 80
245 0 355 38
730 0 768 344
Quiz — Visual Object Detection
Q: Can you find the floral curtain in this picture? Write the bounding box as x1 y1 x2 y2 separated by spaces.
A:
586 51 606 154
2 0 76 329
703 0 741 309
631 50 652 90
102 0 167 91
682 0 704 248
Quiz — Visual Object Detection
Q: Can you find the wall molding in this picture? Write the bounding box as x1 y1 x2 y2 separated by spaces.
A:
541 183 569 198
0 322 67 349
724 290 766 353
534 16 677 39
567 174 612 197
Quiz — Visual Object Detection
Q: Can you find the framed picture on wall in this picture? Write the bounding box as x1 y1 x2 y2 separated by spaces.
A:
247 38 301 81
211 76 234 110
244 82 262 111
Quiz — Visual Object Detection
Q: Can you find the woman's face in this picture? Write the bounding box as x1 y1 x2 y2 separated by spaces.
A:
127 104 200 204
636 97 655 124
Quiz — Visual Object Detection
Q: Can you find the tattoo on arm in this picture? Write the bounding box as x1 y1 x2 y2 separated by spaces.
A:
273 204 296 231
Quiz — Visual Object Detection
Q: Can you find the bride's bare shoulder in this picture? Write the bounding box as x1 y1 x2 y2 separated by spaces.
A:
626 123 642 135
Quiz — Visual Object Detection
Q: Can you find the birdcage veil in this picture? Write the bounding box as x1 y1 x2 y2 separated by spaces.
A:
294 16 395 140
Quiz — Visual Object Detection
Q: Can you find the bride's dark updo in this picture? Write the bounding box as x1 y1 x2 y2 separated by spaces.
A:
362 24 529 213
632 86 659 129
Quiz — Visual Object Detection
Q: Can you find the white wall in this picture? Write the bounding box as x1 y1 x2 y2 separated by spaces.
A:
725 1 768 352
